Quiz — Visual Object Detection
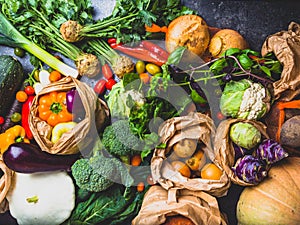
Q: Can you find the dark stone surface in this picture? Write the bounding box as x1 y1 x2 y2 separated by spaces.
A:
183 0 300 51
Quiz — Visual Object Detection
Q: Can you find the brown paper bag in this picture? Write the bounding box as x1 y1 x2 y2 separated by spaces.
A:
261 22 300 101
29 76 109 155
151 112 230 197
132 185 227 225
214 119 269 186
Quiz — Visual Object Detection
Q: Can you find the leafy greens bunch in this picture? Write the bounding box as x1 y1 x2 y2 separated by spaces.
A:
0 0 102 77
60 0 194 43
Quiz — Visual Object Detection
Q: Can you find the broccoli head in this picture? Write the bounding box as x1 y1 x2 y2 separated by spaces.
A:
71 152 134 192
71 157 113 192
101 120 143 158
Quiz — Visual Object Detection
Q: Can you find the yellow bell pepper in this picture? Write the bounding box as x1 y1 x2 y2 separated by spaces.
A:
0 125 30 154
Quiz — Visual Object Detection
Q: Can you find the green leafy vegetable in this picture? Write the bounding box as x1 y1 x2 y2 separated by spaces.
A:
59 0 194 43
0 12 78 77
0 0 101 77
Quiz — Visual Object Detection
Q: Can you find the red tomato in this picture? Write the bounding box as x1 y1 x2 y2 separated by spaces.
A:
102 64 113 80
94 79 107 95
107 38 117 44
24 86 35 96
105 79 117 90
0 116 4 125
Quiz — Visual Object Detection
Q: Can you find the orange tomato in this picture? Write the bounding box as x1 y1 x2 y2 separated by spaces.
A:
49 70 62 82
171 161 191 178
139 73 150 84
186 149 206 171
16 91 28 102
137 182 145 192
200 163 222 180
131 154 142 166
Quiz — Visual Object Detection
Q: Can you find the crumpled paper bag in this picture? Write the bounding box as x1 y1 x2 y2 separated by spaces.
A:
132 185 227 225
261 22 300 101
214 119 269 186
151 112 230 197
29 76 109 155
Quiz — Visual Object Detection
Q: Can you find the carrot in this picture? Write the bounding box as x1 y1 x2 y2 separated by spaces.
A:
276 100 300 141
145 23 168 33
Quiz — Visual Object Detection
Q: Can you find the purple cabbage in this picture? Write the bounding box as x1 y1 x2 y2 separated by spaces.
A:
232 155 268 185
254 139 288 165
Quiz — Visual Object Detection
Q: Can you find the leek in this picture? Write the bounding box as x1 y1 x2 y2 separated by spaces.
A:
0 12 78 78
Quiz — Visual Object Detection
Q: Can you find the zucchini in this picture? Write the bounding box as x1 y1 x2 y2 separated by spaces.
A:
0 55 25 117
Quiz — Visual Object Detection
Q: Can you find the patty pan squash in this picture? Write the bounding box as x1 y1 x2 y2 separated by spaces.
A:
6 171 75 225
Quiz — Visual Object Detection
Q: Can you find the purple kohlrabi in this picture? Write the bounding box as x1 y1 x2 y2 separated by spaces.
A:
232 155 268 185
254 139 288 165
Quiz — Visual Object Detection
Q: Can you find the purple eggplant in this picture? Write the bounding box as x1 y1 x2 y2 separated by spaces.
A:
232 155 268 185
3 143 80 173
254 139 288 165
66 89 84 113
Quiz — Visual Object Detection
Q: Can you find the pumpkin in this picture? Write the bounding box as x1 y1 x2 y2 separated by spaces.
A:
236 157 300 225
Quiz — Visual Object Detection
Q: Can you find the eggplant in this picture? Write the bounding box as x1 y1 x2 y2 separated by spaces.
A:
66 89 84 113
3 143 80 173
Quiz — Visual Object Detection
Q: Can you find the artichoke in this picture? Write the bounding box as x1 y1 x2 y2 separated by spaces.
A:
230 122 261 150
220 79 270 120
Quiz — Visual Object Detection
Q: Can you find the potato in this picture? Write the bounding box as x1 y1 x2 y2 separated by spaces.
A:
166 15 210 56
208 29 249 58
280 115 300 148
173 138 197 158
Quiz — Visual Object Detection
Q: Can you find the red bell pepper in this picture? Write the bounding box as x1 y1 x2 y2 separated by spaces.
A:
112 43 167 66
140 40 169 61
21 95 35 139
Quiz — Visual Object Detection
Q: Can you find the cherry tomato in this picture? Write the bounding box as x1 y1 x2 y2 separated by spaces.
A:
131 154 142 166
107 38 117 44
105 79 117 90
136 182 145 192
49 70 62 82
16 91 28 102
0 116 5 125
24 86 35 96
216 111 226 120
11 112 22 123
94 79 107 95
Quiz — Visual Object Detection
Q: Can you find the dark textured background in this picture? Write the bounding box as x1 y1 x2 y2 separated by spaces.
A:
183 1 300 224
1 1 300 225
183 0 300 51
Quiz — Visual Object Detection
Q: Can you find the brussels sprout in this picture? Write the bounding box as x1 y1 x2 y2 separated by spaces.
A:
220 79 270 120
230 122 261 149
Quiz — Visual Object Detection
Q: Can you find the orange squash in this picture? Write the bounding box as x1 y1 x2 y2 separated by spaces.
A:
236 157 300 225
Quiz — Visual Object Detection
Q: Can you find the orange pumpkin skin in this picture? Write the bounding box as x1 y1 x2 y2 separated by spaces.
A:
236 157 300 225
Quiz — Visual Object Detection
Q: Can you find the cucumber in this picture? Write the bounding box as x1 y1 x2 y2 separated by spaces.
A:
0 55 25 117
